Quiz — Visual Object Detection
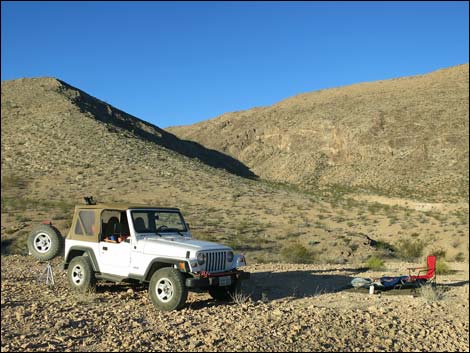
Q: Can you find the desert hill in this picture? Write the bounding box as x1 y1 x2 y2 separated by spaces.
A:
1 77 255 179
168 64 469 202
1 76 468 265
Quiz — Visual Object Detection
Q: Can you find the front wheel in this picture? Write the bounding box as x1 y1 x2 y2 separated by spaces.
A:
149 268 188 311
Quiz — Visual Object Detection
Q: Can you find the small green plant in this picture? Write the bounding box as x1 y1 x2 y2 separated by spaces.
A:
365 256 385 271
280 243 316 264
435 259 451 275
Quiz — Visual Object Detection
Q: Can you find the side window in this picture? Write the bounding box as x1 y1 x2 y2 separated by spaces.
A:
132 212 150 232
74 210 95 236
80 211 96 236
101 210 122 238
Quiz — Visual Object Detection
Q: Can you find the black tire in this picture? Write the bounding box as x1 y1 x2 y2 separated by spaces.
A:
209 279 242 301
149 268 188 311
27 224 63 262
67 256 96 293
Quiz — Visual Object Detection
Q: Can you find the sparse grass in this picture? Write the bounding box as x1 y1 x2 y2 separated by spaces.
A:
230 290 251 304
227 232 269 252
418 285 448 302
72 289 97 304
1 196 74 214
1 174 28 189
15 214 32 222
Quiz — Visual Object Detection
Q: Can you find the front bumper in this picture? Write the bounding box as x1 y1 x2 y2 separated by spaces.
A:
185 270 250 288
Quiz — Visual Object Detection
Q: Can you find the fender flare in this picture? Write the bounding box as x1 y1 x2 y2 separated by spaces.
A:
63 246 100 272
143 258 188 282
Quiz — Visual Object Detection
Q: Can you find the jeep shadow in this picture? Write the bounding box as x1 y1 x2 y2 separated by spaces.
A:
244 270 354 301
187 269 356 310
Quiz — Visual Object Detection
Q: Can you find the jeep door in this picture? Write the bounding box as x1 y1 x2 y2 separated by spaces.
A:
98 210 132 276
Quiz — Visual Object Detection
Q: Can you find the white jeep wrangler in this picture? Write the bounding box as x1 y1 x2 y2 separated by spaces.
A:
27 202 249 311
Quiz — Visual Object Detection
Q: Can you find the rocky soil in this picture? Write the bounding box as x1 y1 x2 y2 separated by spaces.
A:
1 255 468 352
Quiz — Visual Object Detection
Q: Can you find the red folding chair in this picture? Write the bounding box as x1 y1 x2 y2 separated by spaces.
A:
407 255 437 286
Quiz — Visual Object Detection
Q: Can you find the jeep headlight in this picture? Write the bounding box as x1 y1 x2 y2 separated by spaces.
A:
236 254 247 267
227 251 234 263
197 252 205 265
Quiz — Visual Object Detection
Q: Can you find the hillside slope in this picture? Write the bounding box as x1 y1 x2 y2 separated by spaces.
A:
1 76 468 266
1 77 255 179
168 64 469 202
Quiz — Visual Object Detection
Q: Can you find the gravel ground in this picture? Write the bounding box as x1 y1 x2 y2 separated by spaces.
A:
1 255 468 352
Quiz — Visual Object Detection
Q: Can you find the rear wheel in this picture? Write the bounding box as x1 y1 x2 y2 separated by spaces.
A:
27 224 63 262
67 256 96 293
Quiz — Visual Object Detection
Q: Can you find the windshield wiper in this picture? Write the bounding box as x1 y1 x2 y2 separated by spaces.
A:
165 228 185 237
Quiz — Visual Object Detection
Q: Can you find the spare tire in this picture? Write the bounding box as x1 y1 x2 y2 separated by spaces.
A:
27 224 63 262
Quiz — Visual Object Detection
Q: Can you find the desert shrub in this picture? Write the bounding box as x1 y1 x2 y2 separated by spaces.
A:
435 259 451 275
429 248 446 259
374 240 396 257
396 238 426 260
349 243 359 252
365 256 385 271
280 243 316 264
454 252 465 262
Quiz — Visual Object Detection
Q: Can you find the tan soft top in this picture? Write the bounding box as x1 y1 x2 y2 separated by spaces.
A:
75 203 180 211
68 204 181 242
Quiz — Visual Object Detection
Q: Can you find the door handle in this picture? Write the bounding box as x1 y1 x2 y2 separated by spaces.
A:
103 247 108 251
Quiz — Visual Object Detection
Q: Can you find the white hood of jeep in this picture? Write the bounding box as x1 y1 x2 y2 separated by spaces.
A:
140 236 231 257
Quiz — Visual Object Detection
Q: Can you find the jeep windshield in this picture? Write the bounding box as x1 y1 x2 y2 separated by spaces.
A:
131 210 187 235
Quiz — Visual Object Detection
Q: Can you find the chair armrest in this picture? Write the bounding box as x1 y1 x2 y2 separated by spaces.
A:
407 266 426 271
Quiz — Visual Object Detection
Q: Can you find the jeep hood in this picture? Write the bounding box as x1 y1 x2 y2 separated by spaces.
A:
140 236 231 257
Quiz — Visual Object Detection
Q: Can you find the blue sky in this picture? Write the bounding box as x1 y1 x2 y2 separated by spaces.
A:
2 1 468 128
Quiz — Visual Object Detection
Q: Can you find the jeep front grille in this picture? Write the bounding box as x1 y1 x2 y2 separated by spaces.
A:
204 251 227 273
